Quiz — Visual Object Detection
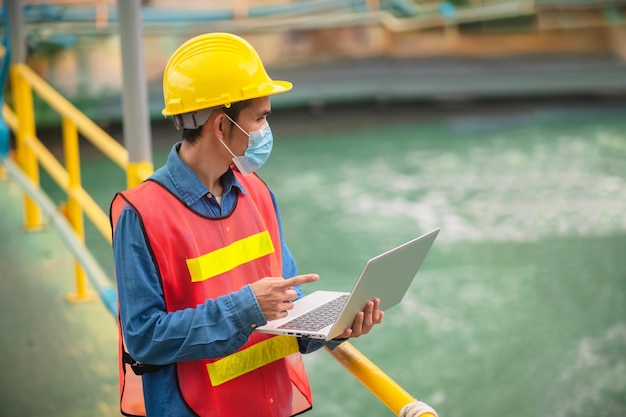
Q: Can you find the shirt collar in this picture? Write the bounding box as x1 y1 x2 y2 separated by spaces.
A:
164 142 245 206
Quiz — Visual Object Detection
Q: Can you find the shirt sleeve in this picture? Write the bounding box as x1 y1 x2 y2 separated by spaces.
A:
113 204 267 366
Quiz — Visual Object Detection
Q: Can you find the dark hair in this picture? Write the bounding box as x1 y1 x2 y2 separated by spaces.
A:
181 125 203 144
181 100 252 144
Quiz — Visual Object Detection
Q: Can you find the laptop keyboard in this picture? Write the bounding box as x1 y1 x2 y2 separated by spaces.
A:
278 294 350 332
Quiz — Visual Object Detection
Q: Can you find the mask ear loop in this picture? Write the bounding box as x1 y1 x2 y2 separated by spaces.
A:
223 113 250 137
219 113 246 158
219 138 238 159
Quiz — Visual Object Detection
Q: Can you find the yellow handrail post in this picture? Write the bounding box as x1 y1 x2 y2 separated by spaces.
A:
325 342 437 417
126 161 153 189
11 65 42 230
62 117 95 303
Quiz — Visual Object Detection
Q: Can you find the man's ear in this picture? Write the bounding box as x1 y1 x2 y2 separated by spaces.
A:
201 110 223 141
211 110 231 141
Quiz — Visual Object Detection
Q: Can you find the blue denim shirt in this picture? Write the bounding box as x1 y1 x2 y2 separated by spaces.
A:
113 143 335 416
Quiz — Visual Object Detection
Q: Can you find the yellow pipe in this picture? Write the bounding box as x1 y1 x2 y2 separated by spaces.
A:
325 342 435 417
14 64 129 169
11 66 42 230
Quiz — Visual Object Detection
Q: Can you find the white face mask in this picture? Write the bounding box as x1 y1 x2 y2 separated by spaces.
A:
220 114 274 175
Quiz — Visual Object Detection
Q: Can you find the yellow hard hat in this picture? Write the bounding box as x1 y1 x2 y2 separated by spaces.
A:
162 32 292 117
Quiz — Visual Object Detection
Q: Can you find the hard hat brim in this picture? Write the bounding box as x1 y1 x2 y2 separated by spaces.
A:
162 79 293 117
264 80 293 96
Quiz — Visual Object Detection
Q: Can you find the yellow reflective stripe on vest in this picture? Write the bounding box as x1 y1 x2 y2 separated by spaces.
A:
186 231 275 282
207 336 299 386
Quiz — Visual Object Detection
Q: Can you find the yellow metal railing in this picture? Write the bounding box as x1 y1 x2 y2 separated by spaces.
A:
7 62 152 302
327 342 437 416
3 62 435 417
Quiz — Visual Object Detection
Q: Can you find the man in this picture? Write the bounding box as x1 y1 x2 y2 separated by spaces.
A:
110 32 384 417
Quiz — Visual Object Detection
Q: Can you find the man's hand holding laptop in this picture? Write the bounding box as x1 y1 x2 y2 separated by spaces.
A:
335 296 384 338
251 273 384 338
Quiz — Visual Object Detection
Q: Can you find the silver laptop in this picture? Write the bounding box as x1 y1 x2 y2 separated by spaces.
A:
254 228 440 341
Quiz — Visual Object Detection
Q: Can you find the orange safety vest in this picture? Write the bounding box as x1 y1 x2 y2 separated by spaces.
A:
110 173 313 417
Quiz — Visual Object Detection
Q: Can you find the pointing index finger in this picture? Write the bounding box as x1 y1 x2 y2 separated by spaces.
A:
282 274 319 288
